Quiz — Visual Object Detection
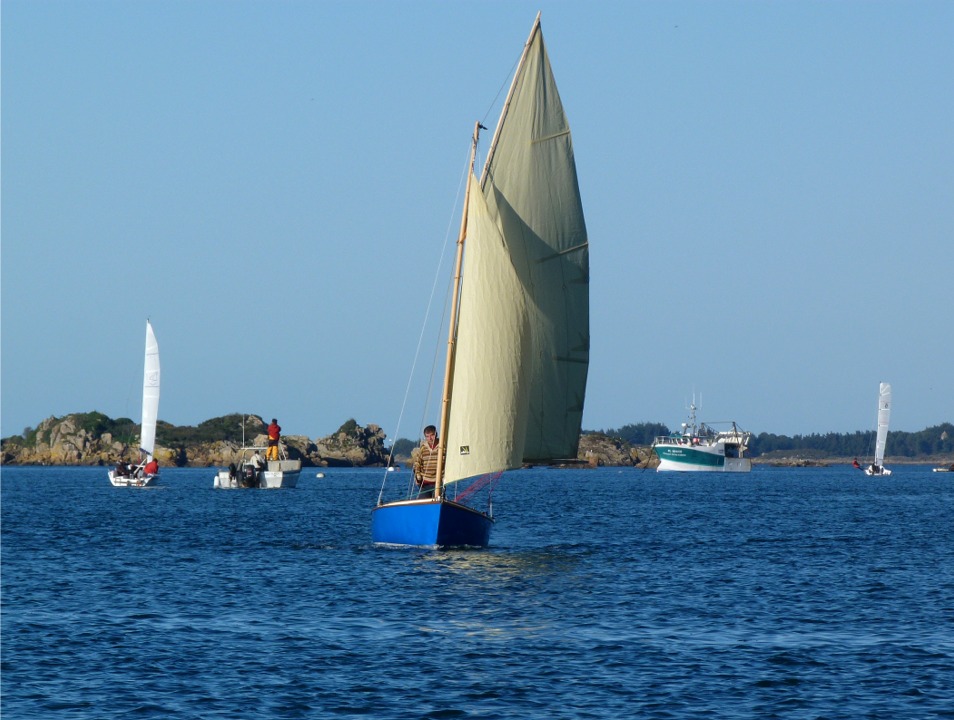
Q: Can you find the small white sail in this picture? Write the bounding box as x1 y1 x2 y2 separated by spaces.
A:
140 321 160 459
873 382 891 467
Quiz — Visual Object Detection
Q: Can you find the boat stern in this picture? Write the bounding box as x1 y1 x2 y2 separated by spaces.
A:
372 498 493 547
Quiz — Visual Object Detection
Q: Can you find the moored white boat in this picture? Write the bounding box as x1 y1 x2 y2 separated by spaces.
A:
652 400 752 472
214 446 301 489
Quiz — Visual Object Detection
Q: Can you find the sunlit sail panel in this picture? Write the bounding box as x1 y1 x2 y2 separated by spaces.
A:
443 186 531 485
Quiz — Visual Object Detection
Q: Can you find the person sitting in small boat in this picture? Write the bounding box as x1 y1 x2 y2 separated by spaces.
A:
413 425 440 498
144 457 159 476
852 458 861 469
115 461 127 477
249 451 265 472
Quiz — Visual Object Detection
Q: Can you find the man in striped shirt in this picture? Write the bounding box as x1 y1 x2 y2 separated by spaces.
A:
413 425 441 498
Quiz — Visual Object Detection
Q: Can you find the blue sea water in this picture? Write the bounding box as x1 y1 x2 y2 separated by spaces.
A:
2 464 953 719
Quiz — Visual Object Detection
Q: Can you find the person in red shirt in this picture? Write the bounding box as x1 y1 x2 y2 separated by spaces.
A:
267 418 281 461
144 457 159 475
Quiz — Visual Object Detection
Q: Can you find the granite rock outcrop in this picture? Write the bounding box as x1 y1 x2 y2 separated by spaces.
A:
1 413 390 468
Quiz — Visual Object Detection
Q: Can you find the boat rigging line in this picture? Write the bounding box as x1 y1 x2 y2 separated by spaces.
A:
377 139 479 503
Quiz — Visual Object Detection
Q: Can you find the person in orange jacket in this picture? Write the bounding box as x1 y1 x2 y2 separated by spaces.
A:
267 418 281 461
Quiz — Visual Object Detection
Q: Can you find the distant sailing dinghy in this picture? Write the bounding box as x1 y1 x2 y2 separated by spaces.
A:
864 382 892 476
372 13 590 547
109 321 160 487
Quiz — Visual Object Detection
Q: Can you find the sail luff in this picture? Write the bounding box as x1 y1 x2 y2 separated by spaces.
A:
140 320 160 459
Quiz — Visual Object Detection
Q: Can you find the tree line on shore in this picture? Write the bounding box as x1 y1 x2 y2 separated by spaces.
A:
4 412 952 463
596 422 954 459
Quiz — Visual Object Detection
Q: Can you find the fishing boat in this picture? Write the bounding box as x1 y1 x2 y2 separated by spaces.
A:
213 446 301 489
109 320 161 487
864 382 892 476
652 400 752 472
372 13 589 547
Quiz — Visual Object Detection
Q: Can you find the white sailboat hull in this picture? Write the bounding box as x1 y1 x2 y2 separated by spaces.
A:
108 471 159 487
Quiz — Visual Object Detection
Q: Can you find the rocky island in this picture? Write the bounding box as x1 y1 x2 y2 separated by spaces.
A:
1 412 656 469
1 413 393 468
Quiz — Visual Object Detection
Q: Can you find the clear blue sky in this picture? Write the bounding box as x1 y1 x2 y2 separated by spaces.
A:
3 0 952 442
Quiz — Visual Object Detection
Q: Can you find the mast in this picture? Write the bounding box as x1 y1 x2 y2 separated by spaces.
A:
479 11 541 188
434 121 482 500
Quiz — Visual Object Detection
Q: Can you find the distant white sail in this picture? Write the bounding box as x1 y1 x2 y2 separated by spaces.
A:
140 321 160 459
873 382 891 467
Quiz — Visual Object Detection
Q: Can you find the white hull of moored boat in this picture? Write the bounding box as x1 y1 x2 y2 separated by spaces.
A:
214 460 301 489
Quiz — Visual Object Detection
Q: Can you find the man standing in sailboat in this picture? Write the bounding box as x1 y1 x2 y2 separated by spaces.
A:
413 425 440 498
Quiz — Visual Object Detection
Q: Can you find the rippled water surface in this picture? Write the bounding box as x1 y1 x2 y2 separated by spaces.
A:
3 465 953 718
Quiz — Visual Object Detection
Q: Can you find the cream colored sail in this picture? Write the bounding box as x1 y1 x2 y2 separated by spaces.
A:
443 17 588 485
443 185 531 484
481 18 589 462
